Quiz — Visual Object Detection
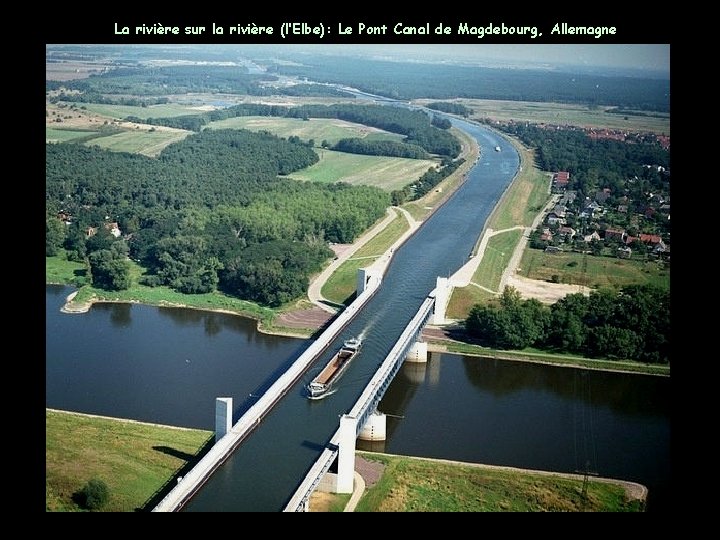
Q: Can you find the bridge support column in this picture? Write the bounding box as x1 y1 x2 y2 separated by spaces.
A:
356 267 381 296
337 415 357 494
215 397 233 442
433 276 450 325
406 341 428 363
359 410 387 441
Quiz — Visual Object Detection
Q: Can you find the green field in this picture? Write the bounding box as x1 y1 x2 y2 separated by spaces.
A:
422 98 670 135
75 102 204 120
46 127 98 142
46 253 86 285
46 410 212 512
85 129 190 156
519 249 670 290
204 116 403 146
288 149 436 191
446 230 523 319
487 145 550 231
354 453 643 512
321 213 409 305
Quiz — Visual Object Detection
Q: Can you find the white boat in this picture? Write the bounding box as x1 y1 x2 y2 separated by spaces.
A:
307 337 362 399
495 146 501 152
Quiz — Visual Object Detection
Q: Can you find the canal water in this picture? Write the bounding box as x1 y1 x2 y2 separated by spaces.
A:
46 121 670 512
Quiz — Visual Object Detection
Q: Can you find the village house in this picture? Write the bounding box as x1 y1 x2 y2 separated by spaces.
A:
546 204 568 226
604 228 627 243
558 226 576 240
595 188 611 204
539 228 553 242
552 171 570 192
583 231 601 243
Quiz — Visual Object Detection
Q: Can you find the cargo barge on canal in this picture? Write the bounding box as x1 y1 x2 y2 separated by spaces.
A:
306 337 362 399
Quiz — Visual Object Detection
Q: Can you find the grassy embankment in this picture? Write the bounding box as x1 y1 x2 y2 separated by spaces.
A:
446 137 550 318
321 214 410 305
354 453 644 512
416 98 670 135
46 409 212 512
47 254 276 324
433 341 670 376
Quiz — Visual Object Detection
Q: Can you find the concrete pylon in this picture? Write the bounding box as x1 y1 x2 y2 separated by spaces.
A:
356 267 381 296
215 397 233 442
336 415 357 494
433 276 450 325
358 410 387 441
406 341 428 363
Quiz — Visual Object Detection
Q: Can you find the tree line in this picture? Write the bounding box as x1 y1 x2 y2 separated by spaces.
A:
47 65 353 99
466 286 669 364
427 102 473 117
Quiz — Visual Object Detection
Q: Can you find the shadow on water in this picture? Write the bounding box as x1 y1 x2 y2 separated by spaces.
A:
300 440 326 452
137 435 216 512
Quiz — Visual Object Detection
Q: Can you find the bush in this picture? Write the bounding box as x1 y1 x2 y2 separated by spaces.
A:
80 478 109 510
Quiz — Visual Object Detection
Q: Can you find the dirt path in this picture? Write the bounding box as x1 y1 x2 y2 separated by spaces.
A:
307 207 398 313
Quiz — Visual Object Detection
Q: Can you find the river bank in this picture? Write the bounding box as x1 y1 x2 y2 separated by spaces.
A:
311 451 646 512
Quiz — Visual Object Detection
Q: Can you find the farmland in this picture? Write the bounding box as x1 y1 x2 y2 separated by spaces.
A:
287 149 436 191
85 129 190 156
204 116 404 146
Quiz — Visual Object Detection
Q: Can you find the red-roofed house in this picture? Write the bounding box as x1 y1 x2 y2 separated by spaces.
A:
639 234 662 245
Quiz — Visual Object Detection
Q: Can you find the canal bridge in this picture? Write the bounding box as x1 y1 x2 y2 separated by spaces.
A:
153 262 451 512
283 282 447 511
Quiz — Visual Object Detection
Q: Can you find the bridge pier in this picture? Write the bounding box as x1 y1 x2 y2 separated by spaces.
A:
432 276 451 325
358 410 387 441
215 397 233 442
406 341 428 363
356 267 381 296
336 415 357 494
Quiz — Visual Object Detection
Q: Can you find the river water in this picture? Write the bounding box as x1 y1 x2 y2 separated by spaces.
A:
46 119 670 512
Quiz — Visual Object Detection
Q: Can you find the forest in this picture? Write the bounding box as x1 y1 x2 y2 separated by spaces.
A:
271 56 670 111
465 286 669 364
46 129 390 305
47 65 353 99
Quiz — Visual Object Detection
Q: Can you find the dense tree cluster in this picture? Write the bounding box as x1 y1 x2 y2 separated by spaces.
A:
332 138 429 159
391 158 465 205
47 129 390 304
495 122 669 191
88 240 131 291
426 102 473 117
466 285 669 363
